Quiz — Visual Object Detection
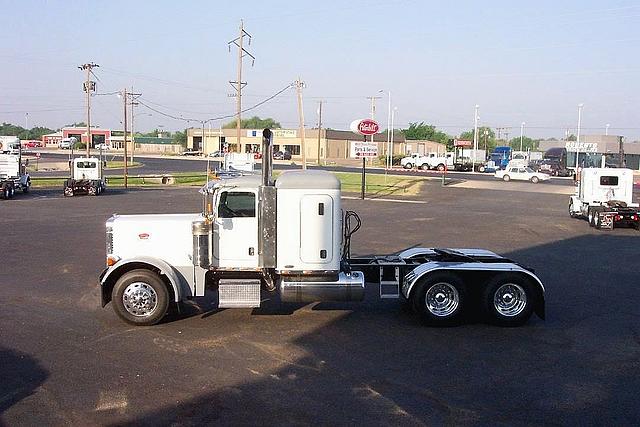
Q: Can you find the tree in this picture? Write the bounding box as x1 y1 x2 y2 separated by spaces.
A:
566 134 577 141
173 129 187 147
65 122 87 128
508 136 539 151
223 116 281 129
401 122 452 148
0 122 54 140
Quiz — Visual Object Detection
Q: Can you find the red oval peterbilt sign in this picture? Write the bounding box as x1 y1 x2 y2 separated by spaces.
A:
350 119 380 136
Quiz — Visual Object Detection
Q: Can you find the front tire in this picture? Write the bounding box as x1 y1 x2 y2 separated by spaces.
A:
111 269 170 326
502 175 511 182
482 273 535 326
403 163 413 169
412 272 466 325
436 164 445 172
530 176 539 184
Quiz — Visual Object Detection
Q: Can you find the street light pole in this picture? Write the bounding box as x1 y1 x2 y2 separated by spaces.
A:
379 90 391 170
576 103 584 169
520 122 525 152
390 107 397 161
605 123 610 136
472 105 479 172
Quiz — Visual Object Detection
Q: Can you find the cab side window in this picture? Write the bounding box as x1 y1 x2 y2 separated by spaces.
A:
218 191 256 218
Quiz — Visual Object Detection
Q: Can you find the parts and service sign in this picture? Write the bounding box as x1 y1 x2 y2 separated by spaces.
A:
350 141 378 158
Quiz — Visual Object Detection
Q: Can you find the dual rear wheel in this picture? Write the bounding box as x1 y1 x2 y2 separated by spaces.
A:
412 272 536 326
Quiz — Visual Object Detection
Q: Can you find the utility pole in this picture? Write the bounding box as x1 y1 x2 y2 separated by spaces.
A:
228 20 254 152
366 95 381 144
295 78 307 170
79 62 99 157
605 123 610 136
520 122 525 152
576 103 584 169
472 105 479 172
129 87 141 163
316 100 323 166
122 88 128 189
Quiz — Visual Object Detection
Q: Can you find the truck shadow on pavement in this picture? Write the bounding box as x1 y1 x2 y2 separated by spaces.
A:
113 234 639 426
0 347 48 419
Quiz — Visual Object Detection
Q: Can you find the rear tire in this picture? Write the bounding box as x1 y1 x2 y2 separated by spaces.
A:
404 163 413 169
420 164 429 171
111 269 170 326
23 181 30 193
436 164 445 172
482 273 535 327
479 166 485 173
588 207 596 227
411 272 466 325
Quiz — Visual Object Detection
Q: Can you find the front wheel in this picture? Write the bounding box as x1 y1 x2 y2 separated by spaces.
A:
403 163 413 169
530 176 539 184
436 164 445 172
111 269 170 326
479 166 485 173
23 181 30 193
420 164 429 171
482 274 536 326
412 272 466 325
502 175 511 182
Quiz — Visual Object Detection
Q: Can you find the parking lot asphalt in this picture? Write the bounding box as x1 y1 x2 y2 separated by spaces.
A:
1 183 639 425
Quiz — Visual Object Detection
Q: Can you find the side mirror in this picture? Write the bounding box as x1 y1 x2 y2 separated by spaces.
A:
103 161 107 168
24 159 29 166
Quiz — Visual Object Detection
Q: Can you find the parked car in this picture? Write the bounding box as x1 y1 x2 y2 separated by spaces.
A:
208 150 224 158
96 143 111 150
58 138 76 149
253 152 262 160
495 166 550 183
273 150 291 160
181 150 203 156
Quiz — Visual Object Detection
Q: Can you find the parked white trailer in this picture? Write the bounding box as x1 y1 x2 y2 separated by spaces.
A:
0 139 31 199
569 167 639 230
99 129 546 327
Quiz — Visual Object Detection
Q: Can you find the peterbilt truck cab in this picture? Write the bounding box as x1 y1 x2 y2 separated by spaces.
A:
100 129 545 327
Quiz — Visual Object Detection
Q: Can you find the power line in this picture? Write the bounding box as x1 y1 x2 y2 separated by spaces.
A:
135 83 294 124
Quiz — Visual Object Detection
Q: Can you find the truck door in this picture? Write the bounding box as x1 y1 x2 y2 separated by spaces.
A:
214 190 259 268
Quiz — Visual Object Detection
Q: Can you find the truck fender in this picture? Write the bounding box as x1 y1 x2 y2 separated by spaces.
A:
99 256 191 307
402 261 545 320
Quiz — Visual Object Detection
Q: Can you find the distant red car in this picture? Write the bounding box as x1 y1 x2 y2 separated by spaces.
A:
21 140 40 148
253 152 262 159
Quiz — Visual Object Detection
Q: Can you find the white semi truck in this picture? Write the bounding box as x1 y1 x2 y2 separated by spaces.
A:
64 157 107 196
401 152 454 171
0 137 31 199
569 167 639 230
100 129 546 327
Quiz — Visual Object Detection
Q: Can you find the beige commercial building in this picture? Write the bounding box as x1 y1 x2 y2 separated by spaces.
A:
186 128 406 163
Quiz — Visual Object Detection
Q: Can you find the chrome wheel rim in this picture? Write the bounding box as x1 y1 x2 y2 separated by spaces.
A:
425 282 459 317
493 283 527 317
122 282 158 317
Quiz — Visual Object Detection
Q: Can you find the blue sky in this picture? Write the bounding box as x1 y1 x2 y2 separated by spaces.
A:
1 0 639 140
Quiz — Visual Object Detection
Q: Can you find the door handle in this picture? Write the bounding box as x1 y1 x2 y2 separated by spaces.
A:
249 247 254 256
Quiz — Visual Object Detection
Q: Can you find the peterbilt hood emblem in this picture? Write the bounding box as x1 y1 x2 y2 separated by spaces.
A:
138 233 150 240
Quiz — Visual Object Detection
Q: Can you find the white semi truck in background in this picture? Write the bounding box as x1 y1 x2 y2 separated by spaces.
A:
100 129 546 327
0 136 31 199
569 167 639 230
64 157 107 196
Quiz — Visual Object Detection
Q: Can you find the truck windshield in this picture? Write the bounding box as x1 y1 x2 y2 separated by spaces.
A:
76 161 97 168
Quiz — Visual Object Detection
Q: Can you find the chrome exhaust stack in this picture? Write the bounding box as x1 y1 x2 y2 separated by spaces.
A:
261 128 273 187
